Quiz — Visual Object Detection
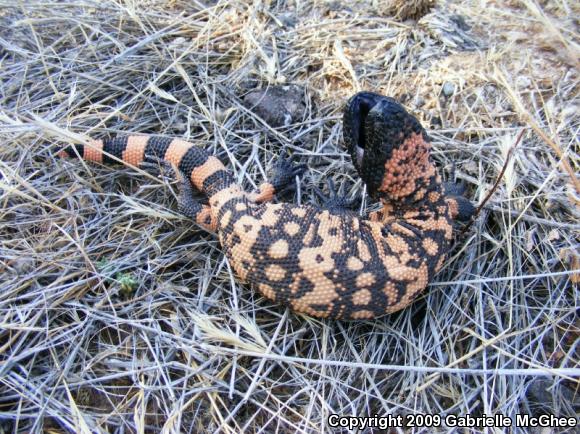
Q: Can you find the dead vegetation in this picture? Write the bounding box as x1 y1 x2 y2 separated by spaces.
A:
0 0 578 432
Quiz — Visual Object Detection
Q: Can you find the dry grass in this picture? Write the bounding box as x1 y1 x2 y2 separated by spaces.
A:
1 0 579 433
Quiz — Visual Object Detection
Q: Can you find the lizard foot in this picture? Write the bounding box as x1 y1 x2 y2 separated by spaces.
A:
269 151 307 196
443 181 474 222
313 179 358 214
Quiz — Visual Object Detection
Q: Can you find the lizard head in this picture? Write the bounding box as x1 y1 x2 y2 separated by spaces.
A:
343 92 474 221
343 92 436 204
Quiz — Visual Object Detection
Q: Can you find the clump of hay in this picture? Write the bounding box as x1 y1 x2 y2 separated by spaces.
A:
387 0 436 20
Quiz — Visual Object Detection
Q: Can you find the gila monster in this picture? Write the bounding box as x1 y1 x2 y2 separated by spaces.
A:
58 92 474 320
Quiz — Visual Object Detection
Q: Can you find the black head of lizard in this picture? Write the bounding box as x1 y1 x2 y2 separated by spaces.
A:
343 91 437 203
343 91 474 221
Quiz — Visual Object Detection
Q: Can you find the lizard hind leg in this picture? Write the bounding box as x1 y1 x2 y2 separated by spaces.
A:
140 156 216 232
176 169 216 232
178 180 216 232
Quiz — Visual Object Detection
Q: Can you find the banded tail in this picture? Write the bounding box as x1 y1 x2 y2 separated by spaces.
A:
59 136 234 197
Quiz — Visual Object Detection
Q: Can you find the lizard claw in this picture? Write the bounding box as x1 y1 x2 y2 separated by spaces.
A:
270 151 307 195
443 180 467 197
140 156 177 180
314 178 358 212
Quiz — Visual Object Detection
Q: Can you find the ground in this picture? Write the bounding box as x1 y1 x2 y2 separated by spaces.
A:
0 0 578 433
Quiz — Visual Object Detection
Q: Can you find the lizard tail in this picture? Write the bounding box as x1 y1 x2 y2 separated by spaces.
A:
58 136 235 197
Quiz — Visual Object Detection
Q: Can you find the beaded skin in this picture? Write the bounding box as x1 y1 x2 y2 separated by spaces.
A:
59 92 473 319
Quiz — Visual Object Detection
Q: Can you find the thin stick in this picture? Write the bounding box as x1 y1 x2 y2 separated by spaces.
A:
460 128 525 236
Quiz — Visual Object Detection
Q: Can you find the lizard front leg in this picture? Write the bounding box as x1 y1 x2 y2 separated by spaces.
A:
249 153 306 203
